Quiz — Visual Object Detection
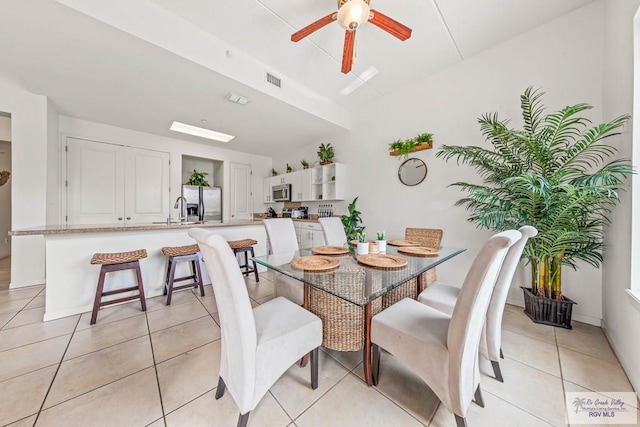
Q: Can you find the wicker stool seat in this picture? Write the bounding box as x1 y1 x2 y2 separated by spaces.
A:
90 249 148 325
161 244 200 257
227 239 259 282
162 243 204 305
91 249 147 265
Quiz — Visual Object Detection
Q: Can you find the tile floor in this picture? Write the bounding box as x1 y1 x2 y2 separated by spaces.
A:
0 270 638 426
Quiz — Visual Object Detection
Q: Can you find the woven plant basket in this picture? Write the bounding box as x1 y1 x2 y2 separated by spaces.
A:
521 287 576 329
382 228 442 309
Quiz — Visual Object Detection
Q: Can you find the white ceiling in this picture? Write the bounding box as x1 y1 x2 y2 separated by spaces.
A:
0 0 593 156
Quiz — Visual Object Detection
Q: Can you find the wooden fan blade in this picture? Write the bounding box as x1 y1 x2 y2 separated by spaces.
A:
341 30 356 74
369 9 412 41
291 12 337 42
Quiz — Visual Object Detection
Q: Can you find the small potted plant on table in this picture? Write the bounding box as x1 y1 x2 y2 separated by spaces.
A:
376 231 387 253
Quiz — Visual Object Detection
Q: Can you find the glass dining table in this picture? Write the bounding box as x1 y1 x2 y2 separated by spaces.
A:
252 245 465 386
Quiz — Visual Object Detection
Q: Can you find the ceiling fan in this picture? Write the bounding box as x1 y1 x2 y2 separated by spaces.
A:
291 0 412 74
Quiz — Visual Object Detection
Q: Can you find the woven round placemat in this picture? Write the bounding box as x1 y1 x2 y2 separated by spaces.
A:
387 239 422 247
357 254 407 269
291 255 340 272
397 246 440 257
311 246 350 255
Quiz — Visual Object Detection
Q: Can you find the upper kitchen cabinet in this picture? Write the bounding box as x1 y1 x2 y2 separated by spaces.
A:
66 137 170 224
266 163 346 202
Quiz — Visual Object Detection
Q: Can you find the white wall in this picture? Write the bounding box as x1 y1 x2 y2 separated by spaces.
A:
0 73 49 288
0 138 10 259
58 116 272 222
274 2 607 324
601 0 640 400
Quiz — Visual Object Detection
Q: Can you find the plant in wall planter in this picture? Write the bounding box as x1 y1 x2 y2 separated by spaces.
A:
317 143 335 165
301 159 309 169
186 169 210 186
437 87 633 329
389 133 433 159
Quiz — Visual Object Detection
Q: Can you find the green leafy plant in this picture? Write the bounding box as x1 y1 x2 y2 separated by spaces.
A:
286 163 293 173
376 230 386 240
301 159 309 169
437 87 633 300
341 196 366 241
271 168 278 177
357 232 367 243
389 133 433 160
186 169 210 186
317 143 335 164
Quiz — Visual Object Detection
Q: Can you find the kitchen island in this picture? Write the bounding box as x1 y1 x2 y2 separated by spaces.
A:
10 221 267 321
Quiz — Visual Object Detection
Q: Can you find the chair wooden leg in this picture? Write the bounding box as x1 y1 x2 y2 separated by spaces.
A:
215 377 226 399
474 385 485 408
237 412 250 427
455 415 467 427
310 347 319 390
90 267 107 325
372 344 380 386
491 360 504 382
134 261 146 312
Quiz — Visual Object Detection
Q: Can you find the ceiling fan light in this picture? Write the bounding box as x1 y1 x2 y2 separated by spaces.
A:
337 0 370 31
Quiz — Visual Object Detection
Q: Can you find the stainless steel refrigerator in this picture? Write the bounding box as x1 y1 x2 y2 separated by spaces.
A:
182 185 222 222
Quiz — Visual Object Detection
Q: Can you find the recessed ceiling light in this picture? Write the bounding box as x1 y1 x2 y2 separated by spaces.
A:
170 121 235 143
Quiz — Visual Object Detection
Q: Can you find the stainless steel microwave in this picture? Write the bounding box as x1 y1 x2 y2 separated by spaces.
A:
272 184 291 202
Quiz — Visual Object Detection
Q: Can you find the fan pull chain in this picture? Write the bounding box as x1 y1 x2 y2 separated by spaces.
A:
353 36 358 66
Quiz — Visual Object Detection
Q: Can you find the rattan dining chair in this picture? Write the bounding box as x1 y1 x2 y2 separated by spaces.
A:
371 230 521 427
382 227 443 309
418 226 537 382
188 229 322 427
318 217 348 246
262 218 304 305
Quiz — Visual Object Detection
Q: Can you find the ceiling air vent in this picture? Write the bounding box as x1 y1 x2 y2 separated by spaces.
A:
266 72 282 88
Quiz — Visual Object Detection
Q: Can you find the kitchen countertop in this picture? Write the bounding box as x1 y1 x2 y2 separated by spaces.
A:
9 220 263 236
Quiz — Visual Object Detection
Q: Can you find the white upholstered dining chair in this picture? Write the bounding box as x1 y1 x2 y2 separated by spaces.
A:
318 217 347 246
262 218 304 305
371 230 521 427
418 226 537 382
188 228 322 427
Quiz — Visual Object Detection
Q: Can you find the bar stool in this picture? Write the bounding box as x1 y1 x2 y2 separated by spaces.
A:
162 243 204 305
227 239 259 282
90 249 148 325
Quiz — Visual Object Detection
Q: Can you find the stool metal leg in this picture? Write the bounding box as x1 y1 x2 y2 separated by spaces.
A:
166 258 178 305
90 266 108 325
192 258 205 297
250 247 259 282
134 261 147 312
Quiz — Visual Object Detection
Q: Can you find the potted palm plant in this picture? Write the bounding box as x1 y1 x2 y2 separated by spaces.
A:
317 143 335 165
437 87 633 328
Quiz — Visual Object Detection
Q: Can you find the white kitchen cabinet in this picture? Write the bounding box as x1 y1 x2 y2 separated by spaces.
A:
263 177 272 203
295 222 325 248
267 163 346 202
66 137 170 224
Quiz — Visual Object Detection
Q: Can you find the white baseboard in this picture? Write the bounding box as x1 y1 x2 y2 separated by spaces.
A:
9 278 46 289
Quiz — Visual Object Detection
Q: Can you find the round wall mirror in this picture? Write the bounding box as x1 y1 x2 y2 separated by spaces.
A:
398 158 427 186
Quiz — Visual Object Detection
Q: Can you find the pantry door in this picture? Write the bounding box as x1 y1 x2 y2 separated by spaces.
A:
229 162 252 220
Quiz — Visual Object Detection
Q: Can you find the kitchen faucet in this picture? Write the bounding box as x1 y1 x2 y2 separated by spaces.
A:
174 196 187 222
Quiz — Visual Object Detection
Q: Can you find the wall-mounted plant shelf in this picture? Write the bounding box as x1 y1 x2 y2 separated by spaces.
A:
389 142 432 157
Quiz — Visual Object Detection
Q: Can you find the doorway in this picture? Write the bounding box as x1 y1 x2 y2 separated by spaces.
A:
0 112 11 290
